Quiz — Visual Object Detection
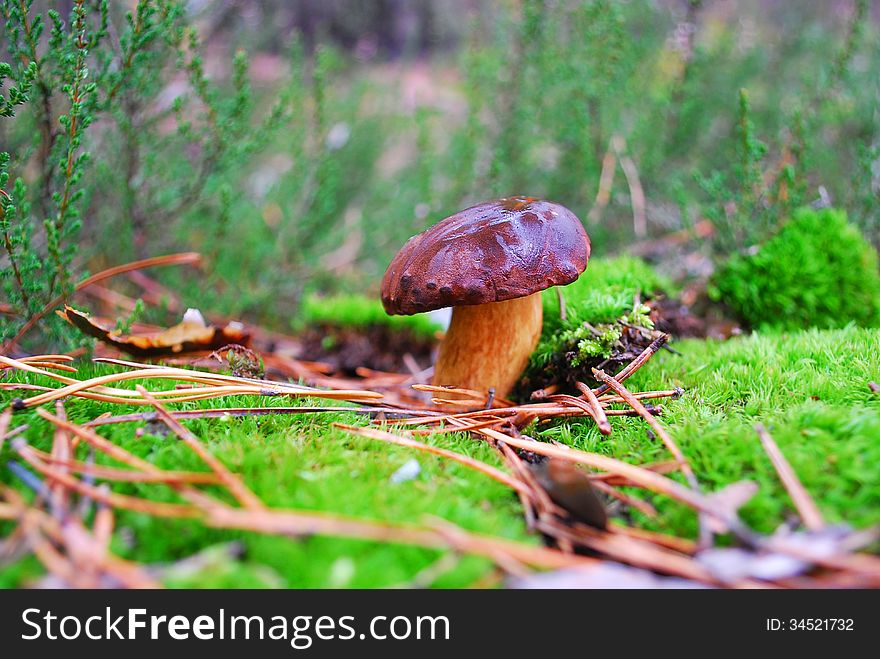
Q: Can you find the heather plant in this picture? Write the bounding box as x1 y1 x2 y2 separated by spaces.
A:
691 0 876 257
1 0 105 348
0 1 373 349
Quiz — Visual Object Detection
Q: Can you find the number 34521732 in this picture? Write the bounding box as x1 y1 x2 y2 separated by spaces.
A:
766 619 854 631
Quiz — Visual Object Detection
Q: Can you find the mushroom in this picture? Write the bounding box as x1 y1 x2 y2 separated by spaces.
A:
381 196 590 400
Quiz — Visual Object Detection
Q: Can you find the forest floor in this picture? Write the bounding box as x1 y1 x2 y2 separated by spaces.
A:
2 325 877 588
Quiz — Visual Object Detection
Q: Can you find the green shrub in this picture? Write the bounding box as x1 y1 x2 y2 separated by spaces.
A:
711 207 880 330
520 256 669 393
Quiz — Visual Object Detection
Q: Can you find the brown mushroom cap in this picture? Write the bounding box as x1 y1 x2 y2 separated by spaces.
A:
381 196 590 315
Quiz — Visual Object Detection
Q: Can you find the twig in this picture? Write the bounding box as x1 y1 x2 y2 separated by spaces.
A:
203 505 597 571
591 369 694 483
588 140 617 224
0 408 12 454
592 333 669 396
574 382 611 434
591 480 657 518
13 440 201 518
136 386 264 511
335 424 529 496
592 367 714 546
612 135 647 239
84 406 419 427
755 424 824 531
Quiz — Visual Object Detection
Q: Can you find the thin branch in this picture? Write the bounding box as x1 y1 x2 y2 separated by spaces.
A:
755 424 824 531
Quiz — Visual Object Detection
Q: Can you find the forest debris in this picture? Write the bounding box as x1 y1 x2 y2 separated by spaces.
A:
696 547 808 584
3 252 202 354
210 344 265 379
136 385 264 511
59 305 251 357
755 424 825 531
3 304 878 589
527 459 608 529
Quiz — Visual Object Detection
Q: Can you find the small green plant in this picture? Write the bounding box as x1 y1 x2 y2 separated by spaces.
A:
521 256 670 392
711 207 880 331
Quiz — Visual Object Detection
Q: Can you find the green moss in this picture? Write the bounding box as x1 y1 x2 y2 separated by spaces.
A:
711 207 880 331
524 256 668 389
0 364 525 588
296 293 441 338
591 326 880 535
1 326 878 585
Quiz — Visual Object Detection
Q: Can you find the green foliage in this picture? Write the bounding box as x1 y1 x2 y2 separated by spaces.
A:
0 1 348 349
297 293 441 338
691 0 877 256
3 1 880 351
694 88 808 257
711 207 880 330
525 256 668 387
1 0 107 348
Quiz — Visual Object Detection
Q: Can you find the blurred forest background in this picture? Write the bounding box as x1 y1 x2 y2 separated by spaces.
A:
2 0 879 350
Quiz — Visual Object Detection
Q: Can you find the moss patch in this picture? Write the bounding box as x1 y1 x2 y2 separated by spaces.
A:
1 326 878 586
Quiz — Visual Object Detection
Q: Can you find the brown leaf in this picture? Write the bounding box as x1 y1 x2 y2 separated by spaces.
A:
58 306 250 357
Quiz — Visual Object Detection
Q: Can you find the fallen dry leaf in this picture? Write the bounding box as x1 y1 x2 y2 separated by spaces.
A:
58 306 250 357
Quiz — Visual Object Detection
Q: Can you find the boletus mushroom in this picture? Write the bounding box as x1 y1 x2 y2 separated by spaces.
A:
381 196 590 400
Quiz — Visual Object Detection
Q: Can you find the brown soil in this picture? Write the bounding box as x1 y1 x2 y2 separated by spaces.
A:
297 323 436 375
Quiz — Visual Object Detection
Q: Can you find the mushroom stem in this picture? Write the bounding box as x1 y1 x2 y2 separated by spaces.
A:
433 293 543 401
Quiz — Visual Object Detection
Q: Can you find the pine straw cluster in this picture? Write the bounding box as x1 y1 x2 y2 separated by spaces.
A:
1 343 879 589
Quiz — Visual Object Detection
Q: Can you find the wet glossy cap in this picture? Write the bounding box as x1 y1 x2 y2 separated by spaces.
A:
381 196 590 315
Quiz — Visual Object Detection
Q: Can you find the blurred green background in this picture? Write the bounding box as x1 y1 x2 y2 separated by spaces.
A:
2 0 879 348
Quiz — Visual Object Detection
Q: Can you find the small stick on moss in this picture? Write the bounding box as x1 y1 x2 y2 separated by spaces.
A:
592 369 694 480
334 423 529 496
598 389 681 404
592 333 669 396
591 480 657 518
469 425 710 514
136 386 264 511
12 440 201 518
575 382 612 434
589 460 680 485
408 417 507 436
593 367 713 547
83 406 426 427
202 505 597 571
27 449 222 485
755 423 824 531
